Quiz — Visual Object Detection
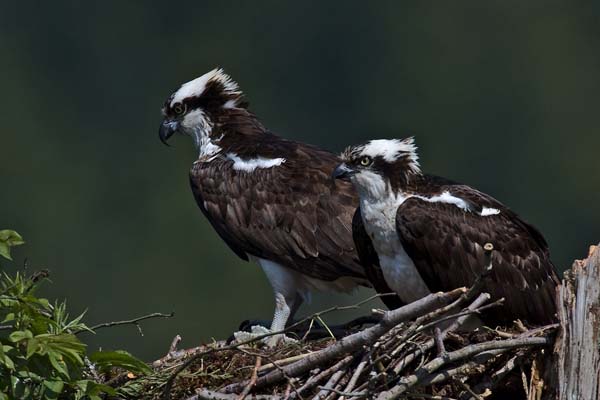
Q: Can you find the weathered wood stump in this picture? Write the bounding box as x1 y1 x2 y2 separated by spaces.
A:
556 244 600 400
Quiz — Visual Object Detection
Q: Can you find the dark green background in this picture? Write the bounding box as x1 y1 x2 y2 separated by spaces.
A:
2 2 599 361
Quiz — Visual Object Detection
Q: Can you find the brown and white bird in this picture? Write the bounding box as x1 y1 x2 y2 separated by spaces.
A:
333 138 559 325
158 69 401 343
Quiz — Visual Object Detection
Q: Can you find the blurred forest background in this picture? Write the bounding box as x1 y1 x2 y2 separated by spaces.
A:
1 1 599 361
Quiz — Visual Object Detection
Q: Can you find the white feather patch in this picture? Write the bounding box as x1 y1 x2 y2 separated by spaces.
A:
362 138 419 168
171 68 240 107
480 207 501 216
227 153 286 172
415 191 472 211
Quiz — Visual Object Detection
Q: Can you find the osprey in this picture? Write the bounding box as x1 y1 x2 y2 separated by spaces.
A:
333 138 559 325
158 69 401 343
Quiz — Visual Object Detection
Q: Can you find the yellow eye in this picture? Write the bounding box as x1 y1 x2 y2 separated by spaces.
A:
360 156 372 166
172 103 186 116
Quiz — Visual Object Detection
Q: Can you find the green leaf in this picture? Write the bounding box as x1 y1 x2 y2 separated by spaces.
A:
0 345 15 370
89 350 152 375
37 297 50 309
0 230 24 260
35 333 86 366
0 230 25 246
48 351 69 379
85 381 116 396
1 345 14 352
26 338 41 358
2 313 15 323
0 243 10 261
42 379 64 399
9 329 33 343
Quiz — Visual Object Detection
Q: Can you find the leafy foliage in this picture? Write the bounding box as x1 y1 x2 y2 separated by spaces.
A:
0 230 24 260
0 230 150 399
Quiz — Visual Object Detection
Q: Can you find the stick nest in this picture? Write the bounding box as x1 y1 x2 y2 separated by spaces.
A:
104 288 557 400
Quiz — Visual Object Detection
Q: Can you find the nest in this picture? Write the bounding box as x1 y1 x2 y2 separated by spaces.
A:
108 285 557 400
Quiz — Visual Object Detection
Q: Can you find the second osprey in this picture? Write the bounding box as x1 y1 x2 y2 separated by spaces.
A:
333 138 559 325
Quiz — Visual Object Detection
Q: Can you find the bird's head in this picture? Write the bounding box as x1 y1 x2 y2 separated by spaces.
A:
333 138 421 197
159 68 247 148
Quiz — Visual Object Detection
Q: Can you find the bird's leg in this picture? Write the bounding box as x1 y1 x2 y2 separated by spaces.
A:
233 291 300 347
233 259 303 347
269 292 291 332
263 292 302 347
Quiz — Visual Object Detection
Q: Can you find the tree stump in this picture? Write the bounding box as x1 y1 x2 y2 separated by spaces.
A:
556 244 600 400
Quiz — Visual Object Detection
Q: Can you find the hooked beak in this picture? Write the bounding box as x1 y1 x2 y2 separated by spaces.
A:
159 119 179 146
332 163 355 181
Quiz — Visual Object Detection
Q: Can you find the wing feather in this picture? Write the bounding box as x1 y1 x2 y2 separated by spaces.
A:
189 144 368 282
395 196 559 324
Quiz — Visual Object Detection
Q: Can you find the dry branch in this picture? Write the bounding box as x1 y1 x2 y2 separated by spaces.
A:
78 312 174 335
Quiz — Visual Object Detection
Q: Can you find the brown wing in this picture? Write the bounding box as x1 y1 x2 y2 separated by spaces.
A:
352 208 404 309
396 194 559 325
189 142 368 282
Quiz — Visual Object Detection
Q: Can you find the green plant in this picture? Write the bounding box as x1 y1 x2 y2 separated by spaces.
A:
0 230 151 399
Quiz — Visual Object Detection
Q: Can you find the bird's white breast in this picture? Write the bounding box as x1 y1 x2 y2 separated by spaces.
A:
359 192 431 303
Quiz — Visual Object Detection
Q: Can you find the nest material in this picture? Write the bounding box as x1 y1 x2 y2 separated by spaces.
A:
109 287 556 400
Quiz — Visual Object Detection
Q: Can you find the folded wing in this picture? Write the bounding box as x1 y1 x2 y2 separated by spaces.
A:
395 192 559 324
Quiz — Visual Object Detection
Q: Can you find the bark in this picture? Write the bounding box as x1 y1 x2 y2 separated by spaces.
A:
556 244 600 400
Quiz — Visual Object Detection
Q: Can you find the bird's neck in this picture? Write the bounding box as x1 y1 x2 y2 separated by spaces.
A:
192 109 266 162
352 170 423 202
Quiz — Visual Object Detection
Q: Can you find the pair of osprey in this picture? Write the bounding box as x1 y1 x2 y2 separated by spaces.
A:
159 69 559 343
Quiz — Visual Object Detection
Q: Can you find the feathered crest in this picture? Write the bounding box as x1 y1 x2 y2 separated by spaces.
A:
168 68 246 111
340 137 421 175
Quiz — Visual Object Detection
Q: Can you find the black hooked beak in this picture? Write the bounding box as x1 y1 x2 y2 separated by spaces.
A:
159 119 178 146
332 163 355 181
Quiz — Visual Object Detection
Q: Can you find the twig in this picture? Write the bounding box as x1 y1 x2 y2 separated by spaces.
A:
78 312 174 335
238 356 262 400
454 379 484 400
287 356 354 398
225 288 465 394
340 355 368 400
259 353 312 373
391 293 491 375
401 350 502 388
187 389 280 400
377 336 551 399
313 369 346 400
415 298 504 333
464 353 526 399
434 327 446 356
313 387 365 398
481 326 515 339
152 343 215 368
169 334 182 354
315 316 335 341
283 382 292 400
405 394 459 400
